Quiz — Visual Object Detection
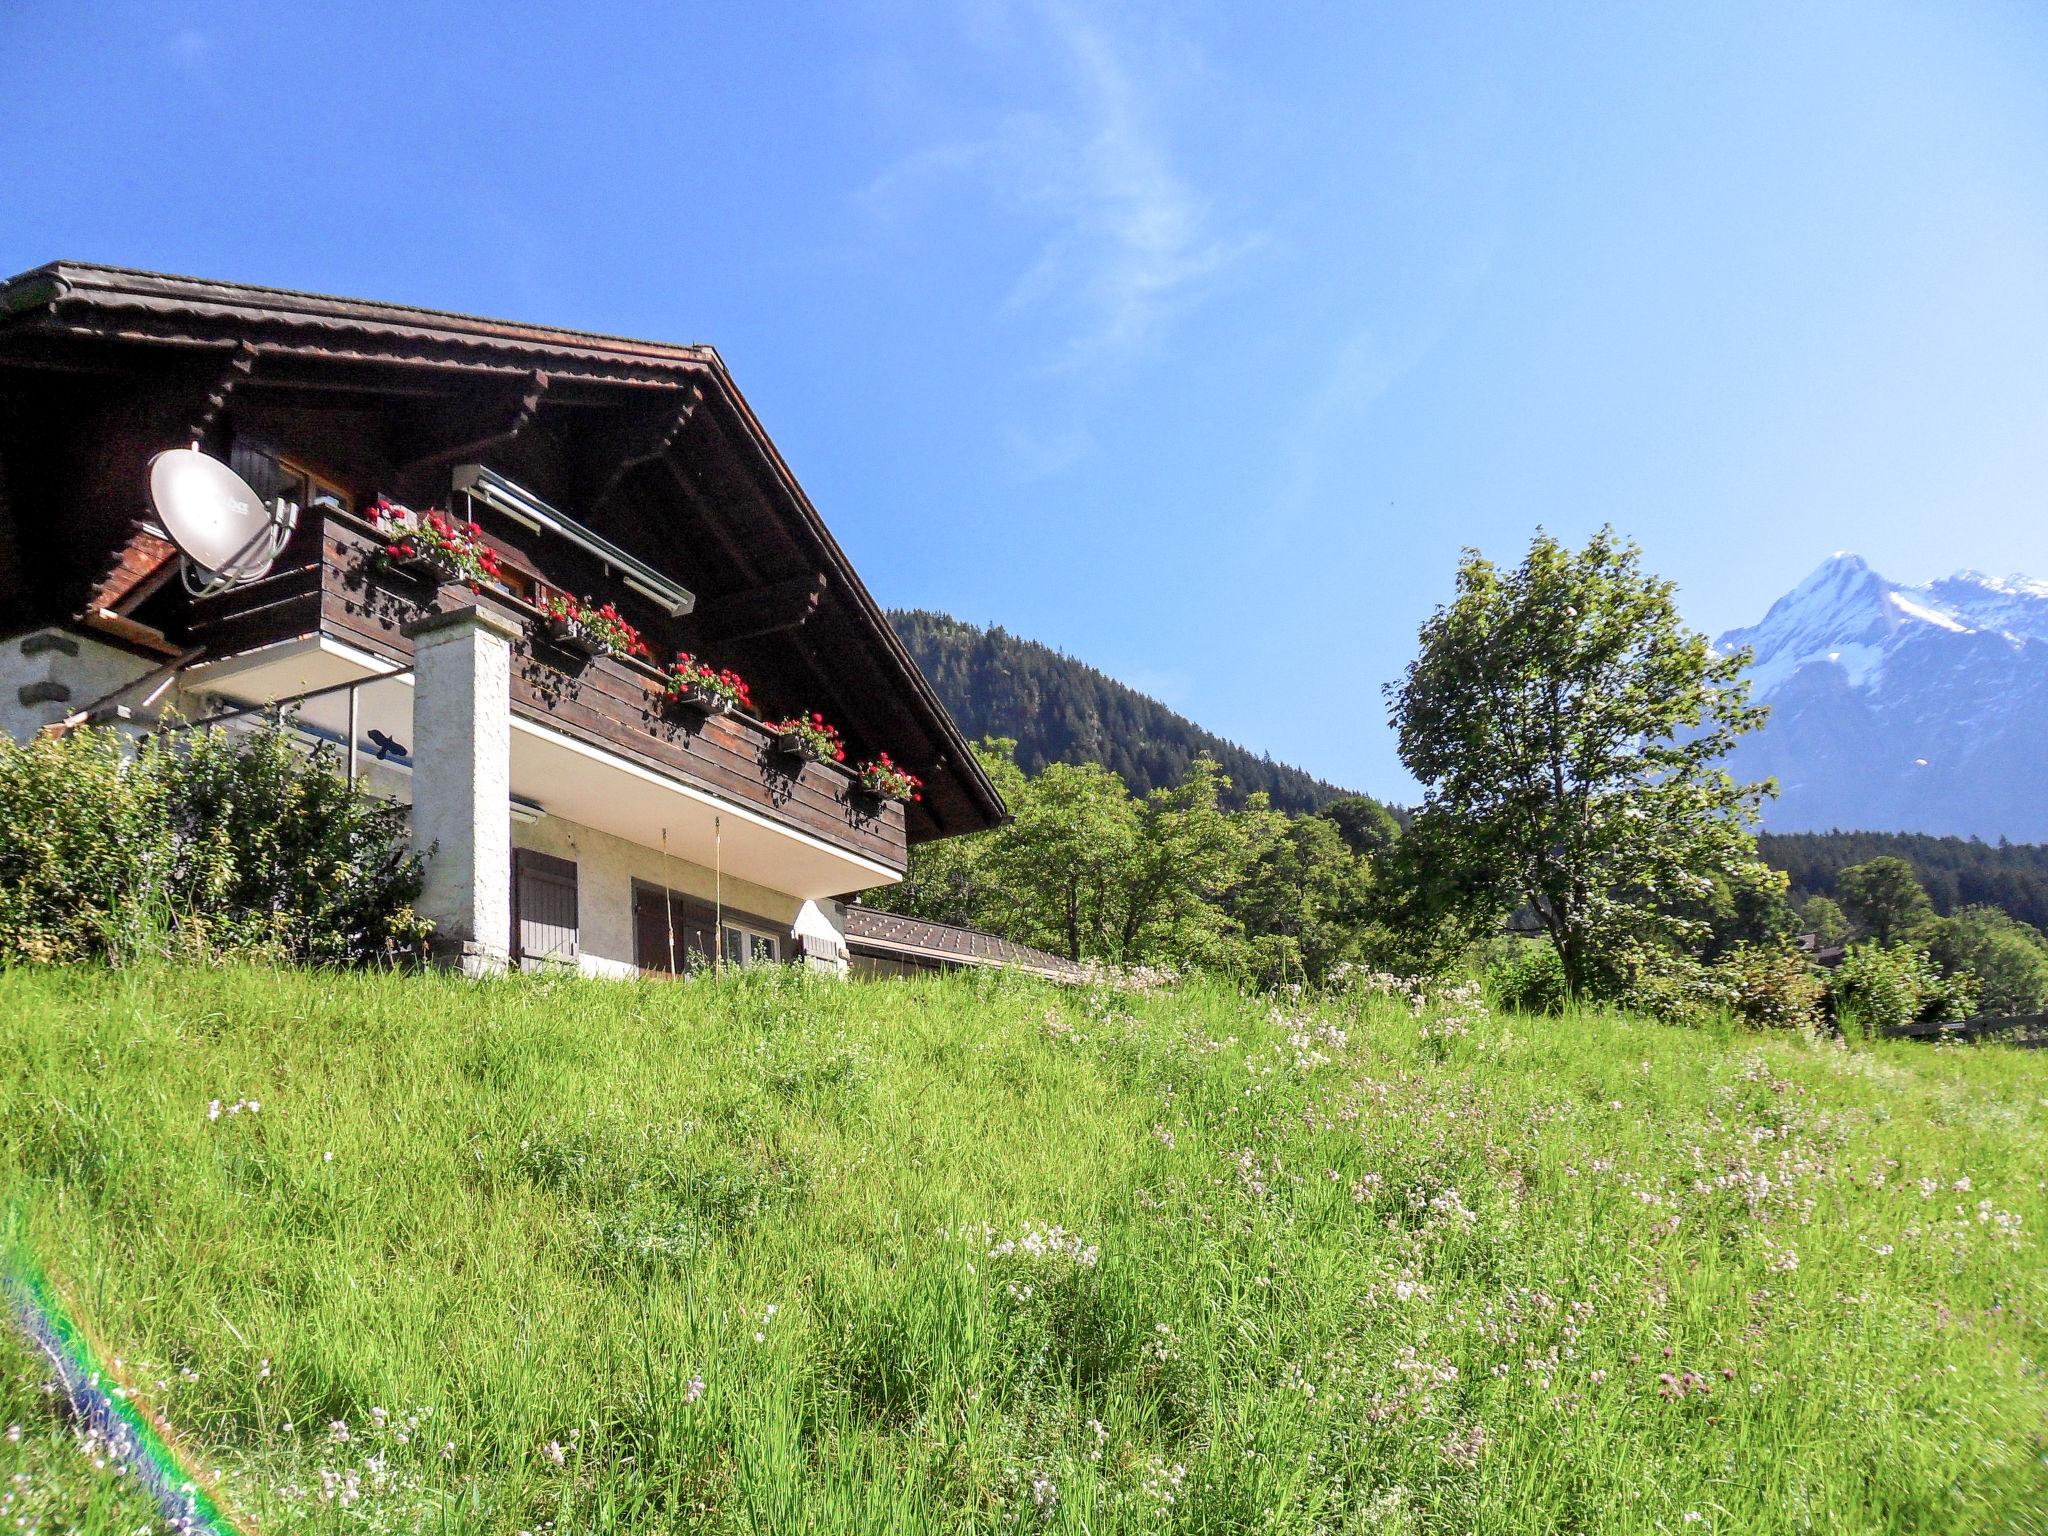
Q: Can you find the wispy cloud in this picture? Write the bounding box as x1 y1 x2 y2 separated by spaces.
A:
861 1 1258 373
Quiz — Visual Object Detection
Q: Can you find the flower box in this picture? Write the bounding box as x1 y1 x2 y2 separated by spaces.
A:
766 713 845 766
366 499 502 592
539 614 607 660
853 754 923 804
669 680 736 716
536 595 651 663
661 653 753 717
773 730 829 762
377 547 459 587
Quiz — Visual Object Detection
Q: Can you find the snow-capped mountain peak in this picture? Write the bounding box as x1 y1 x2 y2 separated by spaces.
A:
1719 554 2043 699
1716 554 2048 841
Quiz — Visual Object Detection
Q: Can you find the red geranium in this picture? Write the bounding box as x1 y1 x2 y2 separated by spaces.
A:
854 752 923 802
368 498 502 591
767 711 846 763
662 652 754 713
540 592 652 660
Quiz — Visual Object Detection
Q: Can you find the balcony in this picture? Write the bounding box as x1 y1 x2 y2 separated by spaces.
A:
179 512 908 903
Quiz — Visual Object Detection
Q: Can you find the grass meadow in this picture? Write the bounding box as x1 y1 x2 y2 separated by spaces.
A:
1 962 2044 1533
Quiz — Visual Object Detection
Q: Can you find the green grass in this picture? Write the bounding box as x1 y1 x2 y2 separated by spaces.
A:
1 963 2044 1534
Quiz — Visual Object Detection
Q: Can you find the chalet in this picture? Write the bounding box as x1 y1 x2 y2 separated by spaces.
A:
0 261 1016 976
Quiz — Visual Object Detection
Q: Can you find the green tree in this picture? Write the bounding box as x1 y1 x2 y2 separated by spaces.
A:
1318 795 1401 863
1387 527 1772 999
979 759 1141 961
1829 941 1977 1036
1798 894 1850 946
1111 758 1266 968
1835 857 1934 945
1919 906 2048 1018
0 719 426 965
1228 812 1375 985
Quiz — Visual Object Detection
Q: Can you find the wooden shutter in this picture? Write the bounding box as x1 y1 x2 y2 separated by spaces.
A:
512 850 578 969
633 885 718 975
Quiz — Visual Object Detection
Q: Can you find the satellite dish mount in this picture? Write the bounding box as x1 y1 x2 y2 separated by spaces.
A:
147 448 299 598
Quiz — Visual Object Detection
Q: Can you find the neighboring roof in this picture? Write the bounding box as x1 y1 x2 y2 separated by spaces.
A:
0 261 1008 841
843 907 1086 984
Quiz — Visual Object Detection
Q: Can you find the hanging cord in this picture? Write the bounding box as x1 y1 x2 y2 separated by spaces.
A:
661 826 677 976
714 815 724 974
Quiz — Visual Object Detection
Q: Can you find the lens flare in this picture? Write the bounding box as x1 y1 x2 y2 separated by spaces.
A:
4 1249 242 1534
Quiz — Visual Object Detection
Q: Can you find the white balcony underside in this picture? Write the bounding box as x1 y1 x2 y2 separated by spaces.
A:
182 635 901 902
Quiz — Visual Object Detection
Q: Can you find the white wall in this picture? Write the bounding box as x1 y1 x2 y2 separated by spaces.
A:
0 628 158 741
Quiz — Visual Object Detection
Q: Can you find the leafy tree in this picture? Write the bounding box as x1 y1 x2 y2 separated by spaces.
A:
1829 942 1977 1036
1919 906 2048 1018
0 720 426 965
1318 795 1402 863
1486 937 1570 1015
1798 895 1850 946
871 743 1374 977
1835 857 1934 945
1669 860 1795 960
1228 812 1375 985
1711 942 1825 1031
1387 527 1772 999
980 758 1141 961
1112 758 1267 968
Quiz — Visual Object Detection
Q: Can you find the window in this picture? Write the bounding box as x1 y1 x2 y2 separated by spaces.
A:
632 886 784 974
721 923 782 968
512 850 578 969
230 439 353 517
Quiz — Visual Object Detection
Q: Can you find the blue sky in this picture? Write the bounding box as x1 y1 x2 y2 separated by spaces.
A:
4 2 2045 799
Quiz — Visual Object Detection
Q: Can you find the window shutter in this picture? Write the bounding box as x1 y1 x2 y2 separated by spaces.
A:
512 850 579 969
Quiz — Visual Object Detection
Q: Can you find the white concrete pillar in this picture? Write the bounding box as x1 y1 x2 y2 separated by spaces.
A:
404 604 521 975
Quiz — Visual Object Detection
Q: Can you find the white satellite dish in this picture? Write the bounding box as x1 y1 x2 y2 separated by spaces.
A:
147 448 299 596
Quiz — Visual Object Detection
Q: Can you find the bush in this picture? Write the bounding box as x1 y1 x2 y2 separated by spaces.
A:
0 728 168 963
1919 907 2048 1019
0 720 428 966
1485 937 1570 1014
1828 942 1978 1038
1711 942 1825 1031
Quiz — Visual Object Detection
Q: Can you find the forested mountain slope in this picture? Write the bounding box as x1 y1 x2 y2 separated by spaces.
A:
888 609 1360 815
1760 829 2048 932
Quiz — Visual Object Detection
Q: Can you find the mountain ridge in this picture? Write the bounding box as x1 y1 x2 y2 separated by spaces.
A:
887 609 1365 816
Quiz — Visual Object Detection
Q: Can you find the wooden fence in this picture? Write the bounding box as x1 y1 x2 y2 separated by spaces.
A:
1883 1014 2048 1049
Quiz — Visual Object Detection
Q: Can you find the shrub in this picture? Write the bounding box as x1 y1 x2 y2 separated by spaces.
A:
1712 942 1825 1031
0 720 428 966
1486 937 1569 1015
1828 942 1978 1037
1919 907 2048 1019
0 728 168 963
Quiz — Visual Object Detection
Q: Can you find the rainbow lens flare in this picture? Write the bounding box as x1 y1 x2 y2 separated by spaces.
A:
4 1249 242 1534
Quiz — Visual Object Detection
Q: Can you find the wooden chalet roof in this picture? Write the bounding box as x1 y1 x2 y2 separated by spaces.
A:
0 261 718 380
0 261 1006 843
842 907 1086 983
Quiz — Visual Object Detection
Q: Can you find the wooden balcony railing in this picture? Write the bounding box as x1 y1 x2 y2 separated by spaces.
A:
196 513 907 874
